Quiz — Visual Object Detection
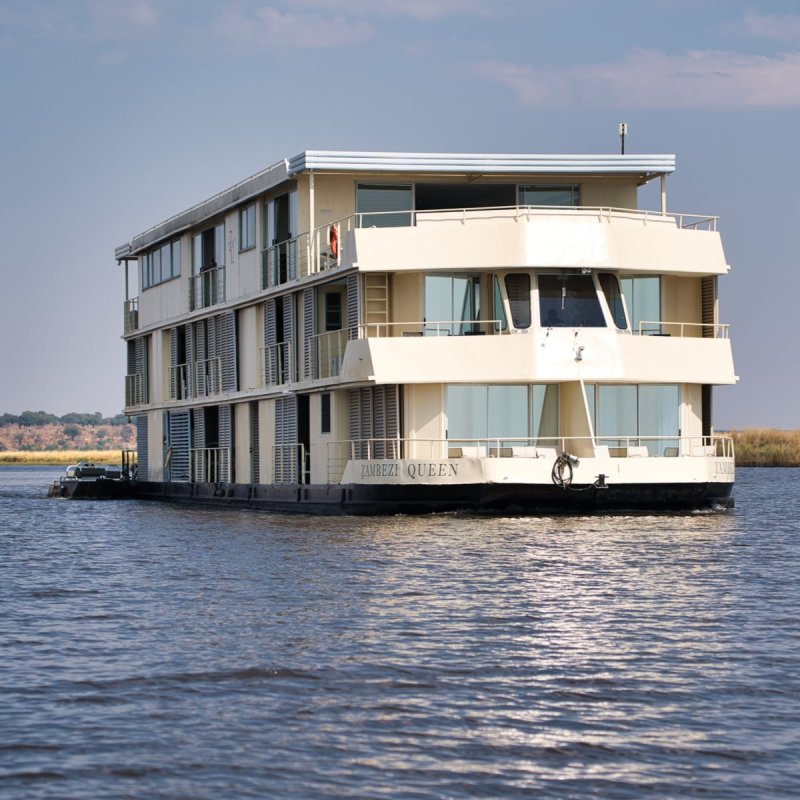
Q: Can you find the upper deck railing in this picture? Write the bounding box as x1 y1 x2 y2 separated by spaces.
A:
259 206 719 289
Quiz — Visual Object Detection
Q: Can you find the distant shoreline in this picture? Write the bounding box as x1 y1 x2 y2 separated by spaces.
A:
2 429 798 468
0 450 122 466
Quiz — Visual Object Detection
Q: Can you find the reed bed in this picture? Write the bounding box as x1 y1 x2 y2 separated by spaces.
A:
0 450 123 466
729 429 800 467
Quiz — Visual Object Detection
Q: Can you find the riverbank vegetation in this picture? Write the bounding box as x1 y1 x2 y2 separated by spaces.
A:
0 450 122 465
729 429 800 467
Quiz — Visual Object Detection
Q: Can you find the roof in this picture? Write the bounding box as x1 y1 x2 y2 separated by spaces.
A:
116 149 676 258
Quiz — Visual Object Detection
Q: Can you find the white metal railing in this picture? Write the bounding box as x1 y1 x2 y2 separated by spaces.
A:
306 328 353 380
194 357 221 396
189 265 225 310
326 435 734 481
260 342 293 387
169 363 190 400
273 444 307 484
255 205 718 288
637 321 730 338
125 373 145 407
191 447 230 483
359 319 508 338
123 297 139 334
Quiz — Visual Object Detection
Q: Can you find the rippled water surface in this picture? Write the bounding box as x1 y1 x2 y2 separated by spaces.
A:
1 466 799 799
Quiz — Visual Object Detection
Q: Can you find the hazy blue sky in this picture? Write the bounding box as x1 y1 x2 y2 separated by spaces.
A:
1 0 798 428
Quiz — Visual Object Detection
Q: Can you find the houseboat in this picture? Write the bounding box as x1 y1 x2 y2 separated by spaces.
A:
114 149 736 514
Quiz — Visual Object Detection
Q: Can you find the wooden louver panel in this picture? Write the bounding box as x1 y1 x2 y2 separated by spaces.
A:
701 276 716 338
135 415 148 479
168 411 192 482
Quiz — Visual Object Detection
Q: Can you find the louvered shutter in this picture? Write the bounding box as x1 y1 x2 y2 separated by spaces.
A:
303 288 315 379
219 404 232 482
169 411 191 482
701 277 716 338
169 328 178 399
250 402 260 483
185 324 195 399
135 415 148 479
220 311 237 392
347 273 359 336
283 295 295 383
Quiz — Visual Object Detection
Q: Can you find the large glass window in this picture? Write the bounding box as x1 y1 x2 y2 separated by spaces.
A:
447 384 559 445
140 239 181 289
519 185 579 206
598 273 628 330
239 203 256 251
492 276 508 332
504 273 531 329
538 274 606 328
586 384 679 455
424 274 480 335
356 184 412 228
621 276 661 335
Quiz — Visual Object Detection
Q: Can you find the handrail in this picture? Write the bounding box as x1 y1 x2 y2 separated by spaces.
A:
169 363 190 400
194 357 221 396
123 297 139 335
190 447 230 482
327 434 734 473
273 443 307 484
258 204 719 286
189 265 225 310
125 373 145 407
637 320 730 339
260 342 293 387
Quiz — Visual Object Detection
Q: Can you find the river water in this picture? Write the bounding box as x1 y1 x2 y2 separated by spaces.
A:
1 466 798 799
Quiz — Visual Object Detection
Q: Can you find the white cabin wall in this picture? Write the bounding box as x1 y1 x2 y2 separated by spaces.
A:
391 272 422 324
663 276 702 333
234 402 251 483
406 384 444 459
238 306 260 392
314 174 357 228
682 384 704 439
561 383 594 456
581 179 638 209
260 398 275 484
148 409 164 481
147 332 164 406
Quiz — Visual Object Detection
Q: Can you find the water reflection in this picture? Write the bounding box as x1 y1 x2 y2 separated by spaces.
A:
0 468 797 799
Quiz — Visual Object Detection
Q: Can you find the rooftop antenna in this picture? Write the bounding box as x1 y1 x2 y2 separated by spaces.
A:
618 122 628 155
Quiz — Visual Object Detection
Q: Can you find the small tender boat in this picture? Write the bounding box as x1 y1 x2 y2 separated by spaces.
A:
48 462 130 499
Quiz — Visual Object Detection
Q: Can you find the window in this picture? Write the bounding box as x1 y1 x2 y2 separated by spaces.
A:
239 203 256 251
519 185 579 206
492 276 507 332
446 384 559 445
424 274 481 335
140 239 181 289
321 393 331 434
504 273 531 329
586 384 679 455
356 184 412 228
598 273 628 330
538 274 606 328
621 276 660 335
193 224 225 273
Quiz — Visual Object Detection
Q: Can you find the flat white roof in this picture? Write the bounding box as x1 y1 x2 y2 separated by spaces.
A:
116 149 676 258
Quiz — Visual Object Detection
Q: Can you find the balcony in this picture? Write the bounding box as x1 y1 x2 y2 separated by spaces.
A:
169 363 190 400
194 357 221 397
191 447 230 482
327 434 734 483
123 297 139 335
260 342 294 387
189 265 225 310
125 373 145 407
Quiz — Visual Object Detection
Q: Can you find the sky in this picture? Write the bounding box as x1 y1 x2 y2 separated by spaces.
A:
0 0 798 428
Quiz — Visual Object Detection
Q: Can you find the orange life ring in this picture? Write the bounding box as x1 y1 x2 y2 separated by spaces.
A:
329 224 339 259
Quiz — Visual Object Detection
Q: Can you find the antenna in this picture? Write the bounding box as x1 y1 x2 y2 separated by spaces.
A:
618 122 628 155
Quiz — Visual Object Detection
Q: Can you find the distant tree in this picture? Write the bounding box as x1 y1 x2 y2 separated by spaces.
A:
18 410 58 426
